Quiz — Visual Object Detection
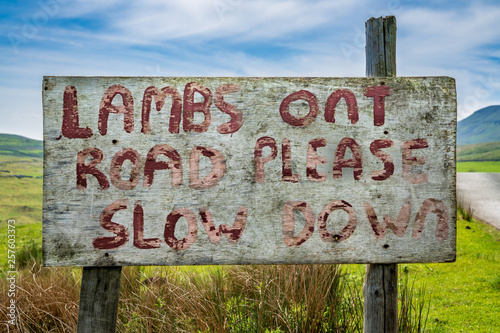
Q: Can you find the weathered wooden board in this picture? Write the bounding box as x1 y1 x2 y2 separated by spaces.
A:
43 76 457 267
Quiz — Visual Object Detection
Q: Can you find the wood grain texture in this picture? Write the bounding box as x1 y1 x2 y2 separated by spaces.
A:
365 16 399 333
366 16 396 77
363 264 398 332
42 76 457 267
77 267 122 333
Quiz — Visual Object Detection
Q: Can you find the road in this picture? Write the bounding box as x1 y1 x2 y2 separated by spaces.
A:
456 173 500 230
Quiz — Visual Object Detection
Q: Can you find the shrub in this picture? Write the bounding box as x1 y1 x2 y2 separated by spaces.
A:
15 241 42 269
0 264 430 332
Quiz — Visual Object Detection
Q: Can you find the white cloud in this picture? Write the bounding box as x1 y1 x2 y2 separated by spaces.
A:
395 5 500 119
2 0 500 140
55 0 125 18
52 0 366 43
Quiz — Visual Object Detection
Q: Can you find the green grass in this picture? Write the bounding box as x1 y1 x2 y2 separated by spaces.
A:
457 141 500 162
345 217 500 332
0 154 43 177
456 141 500 172
0 133 43 158
0 155 42 225
0 154 43 269
3 215 499 332
0 221 42 268
0 140 498 331
409 218 500 332
456 161 500 172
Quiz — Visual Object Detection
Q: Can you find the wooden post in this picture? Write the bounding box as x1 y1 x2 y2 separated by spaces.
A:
363 16 398 333
77 267 122 333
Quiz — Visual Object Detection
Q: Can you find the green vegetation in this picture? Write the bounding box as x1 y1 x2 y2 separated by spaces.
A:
457 141 500 162
3 243 434 332
406 216 500 331
457 199 474 222
0 156 42 225
0 132 43 226
456 161 500 173
0 138 43 270
457 105 500 146
345 216 500 332
456 140 500 172
2 210 499 331
1 133 499 331
0 222 42 268
0 133 43 158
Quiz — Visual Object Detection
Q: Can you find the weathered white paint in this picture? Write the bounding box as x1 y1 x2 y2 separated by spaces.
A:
43 76 457 267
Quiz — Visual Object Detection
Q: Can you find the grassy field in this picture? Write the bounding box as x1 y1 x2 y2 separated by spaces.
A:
457 141 500 162
456 161 500 173
348 215 500 332
416 217 500 331
1 211 498 331
0 175 500 332
0 134 43 226
1 134 499 331
0 133 43 159
0 155 42 226
456 141 500 172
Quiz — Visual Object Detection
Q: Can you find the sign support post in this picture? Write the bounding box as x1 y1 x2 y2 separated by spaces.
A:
363 16 398 333
54 15 457 333
77 267 122 333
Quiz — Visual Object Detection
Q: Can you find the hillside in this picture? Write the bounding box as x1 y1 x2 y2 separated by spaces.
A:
457 105 500 146
0 133 43 158
457 141 500 162
0 134 42 225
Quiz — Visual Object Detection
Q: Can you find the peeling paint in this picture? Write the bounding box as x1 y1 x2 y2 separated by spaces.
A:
43 76 457 266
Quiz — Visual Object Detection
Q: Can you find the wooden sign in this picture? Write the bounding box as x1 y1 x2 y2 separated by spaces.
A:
43 76 456 267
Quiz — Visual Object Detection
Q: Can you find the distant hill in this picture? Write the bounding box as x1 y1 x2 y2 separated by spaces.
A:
0 133 43 158
457 105 500 146
457 141 500 162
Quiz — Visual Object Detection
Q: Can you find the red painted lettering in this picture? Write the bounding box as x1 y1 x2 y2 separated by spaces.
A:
306 138 327 182
324 89 359 124
363 85 392 126
402 138 428 184
279 90 319 127
333 137 363 180
109 148 141 190
62 85 93 138
164 208 198 250
189 146 226 189
199 206 248 245
413 198 449 241
133 201 161 249
364 197 411 238
141 86 182 134
282 201 315 247
282 138 300 183
215 83 243 134
254 136 278 183
370 139 394 181
143 145 182 188
98 84 134 135
317 200 357 242
76 148 109 190
183 82 212 133
93 199 129 249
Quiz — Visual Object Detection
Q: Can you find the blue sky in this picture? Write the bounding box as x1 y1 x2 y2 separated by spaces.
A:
1 0 500 140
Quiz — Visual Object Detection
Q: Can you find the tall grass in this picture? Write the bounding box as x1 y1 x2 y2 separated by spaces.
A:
0 260 80 332
117 264 363 332
15 241 42 269
398 267 429 333
457 196 474 222
1 245 431 332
